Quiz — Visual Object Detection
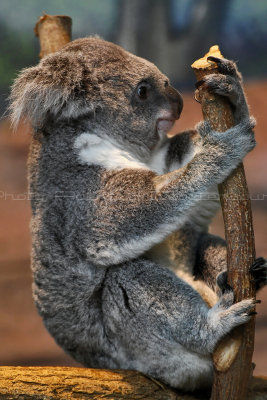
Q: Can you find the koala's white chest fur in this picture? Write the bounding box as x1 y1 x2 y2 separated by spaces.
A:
74 133 150 171
74 132 195 174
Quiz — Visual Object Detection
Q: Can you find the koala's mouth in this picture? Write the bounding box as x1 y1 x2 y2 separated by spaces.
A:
156 107 181 138
156 118 176 134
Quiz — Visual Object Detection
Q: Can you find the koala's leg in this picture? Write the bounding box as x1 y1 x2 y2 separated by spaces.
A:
194 233 227 292
194 233 267 296
102 258 255 390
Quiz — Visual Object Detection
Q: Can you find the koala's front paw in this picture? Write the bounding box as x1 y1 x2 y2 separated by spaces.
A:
196 57 249 124
197 117 256 162
250 257 267 291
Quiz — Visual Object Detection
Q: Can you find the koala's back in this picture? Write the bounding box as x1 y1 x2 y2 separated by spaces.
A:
29 136 115 365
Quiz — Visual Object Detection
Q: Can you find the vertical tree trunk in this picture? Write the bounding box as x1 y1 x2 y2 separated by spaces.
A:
28 15 72 223
34 14 72 58
192 47 256 400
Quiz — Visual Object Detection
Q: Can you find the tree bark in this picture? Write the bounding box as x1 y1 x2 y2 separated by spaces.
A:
0 367 179 400
0 367 266 400
192 47 256 400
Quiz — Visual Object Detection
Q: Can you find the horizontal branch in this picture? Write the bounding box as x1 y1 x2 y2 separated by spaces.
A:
0 367 266 399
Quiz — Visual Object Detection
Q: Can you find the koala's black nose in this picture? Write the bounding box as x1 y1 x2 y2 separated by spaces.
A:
165 85 183 118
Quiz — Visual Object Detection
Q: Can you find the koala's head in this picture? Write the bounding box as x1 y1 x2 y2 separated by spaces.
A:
10 37 183 160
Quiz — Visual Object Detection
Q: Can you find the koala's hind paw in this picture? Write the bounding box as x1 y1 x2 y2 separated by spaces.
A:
224 298 257 328
209 295 257 338
216 258 267 295
250 257 267 290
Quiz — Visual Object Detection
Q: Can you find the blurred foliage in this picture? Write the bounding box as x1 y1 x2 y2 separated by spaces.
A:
0 22 36 87
0 0 118 37
222 0 267 76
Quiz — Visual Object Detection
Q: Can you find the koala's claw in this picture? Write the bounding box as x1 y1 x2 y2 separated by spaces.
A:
250 257 267 290
248 311 257 316
207 56 223 63
207 56 238 76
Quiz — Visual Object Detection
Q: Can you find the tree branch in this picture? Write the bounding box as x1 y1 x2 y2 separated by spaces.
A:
0 367 266 399
192 46 256 400
34 14 72 58
0 366 187 400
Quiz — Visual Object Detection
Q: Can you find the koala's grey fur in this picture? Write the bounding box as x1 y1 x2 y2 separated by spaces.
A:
10 37 267 391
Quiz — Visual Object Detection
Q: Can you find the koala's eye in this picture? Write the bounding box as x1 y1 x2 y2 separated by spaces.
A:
135 81 152 102
137 85 148 100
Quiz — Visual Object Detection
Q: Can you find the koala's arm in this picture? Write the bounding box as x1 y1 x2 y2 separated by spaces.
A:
87 118 255 266
164 129 202 172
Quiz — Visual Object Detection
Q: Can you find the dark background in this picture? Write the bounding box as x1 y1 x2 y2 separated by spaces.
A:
0 0 266 375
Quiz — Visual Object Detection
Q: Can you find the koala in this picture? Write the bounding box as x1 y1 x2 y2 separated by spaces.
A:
10 37 267 391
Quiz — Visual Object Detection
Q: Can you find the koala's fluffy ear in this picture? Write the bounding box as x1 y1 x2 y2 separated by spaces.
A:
9 51 96 129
